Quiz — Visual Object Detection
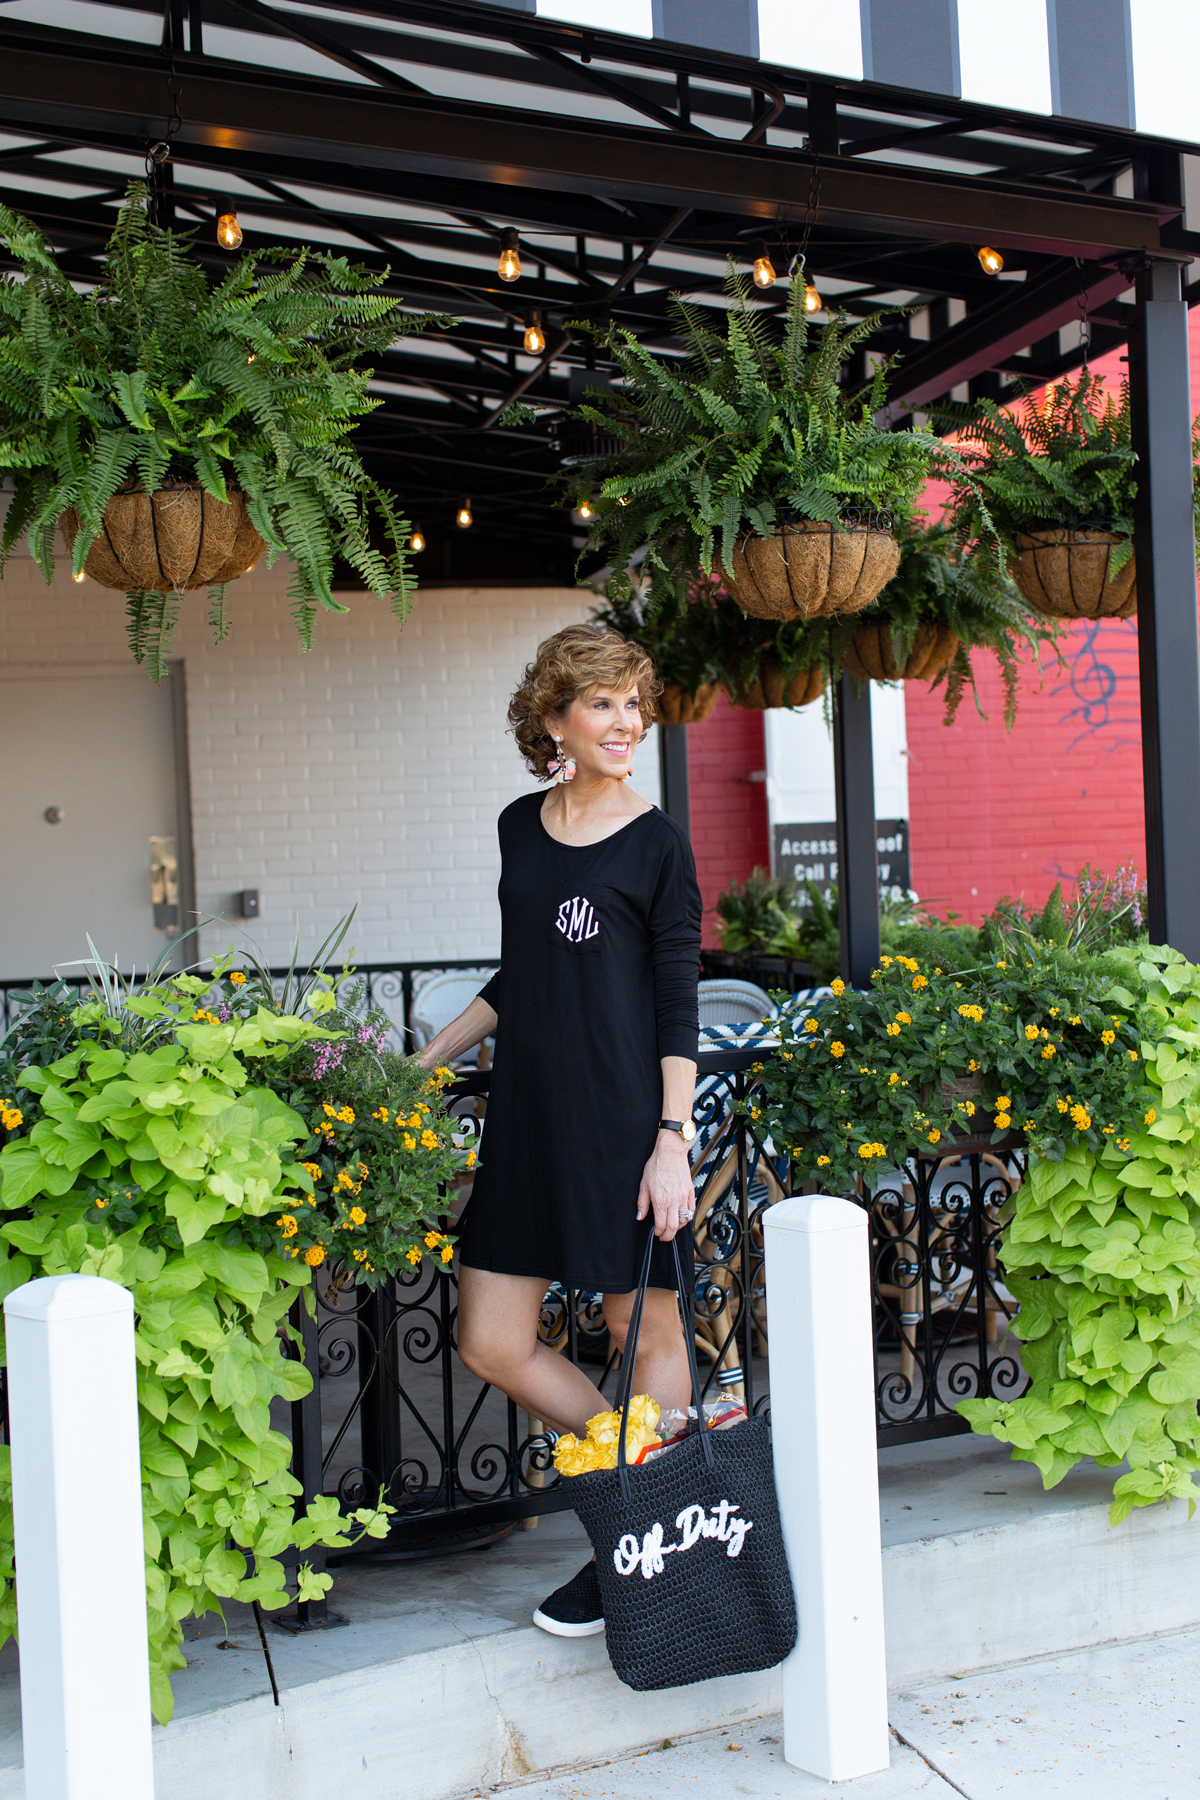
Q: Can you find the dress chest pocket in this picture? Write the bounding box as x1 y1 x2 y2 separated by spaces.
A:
551 885 611 957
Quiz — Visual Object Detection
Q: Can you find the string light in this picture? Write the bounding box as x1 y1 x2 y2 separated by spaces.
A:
804 283 823 315
410 529 426 552
72 569 87 584
978 245 1004 275
497 229 521 282
216 197 243 251
752 243 777 288
523 308 545 354
616 496 631 507
578 499 594 520
457 500 473 528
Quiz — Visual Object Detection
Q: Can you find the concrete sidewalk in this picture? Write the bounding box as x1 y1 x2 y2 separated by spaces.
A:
462 1624 1200 1799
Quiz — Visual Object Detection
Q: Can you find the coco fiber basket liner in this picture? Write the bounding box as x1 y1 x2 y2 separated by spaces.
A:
842 619 960 683
722 517 900 622
727 657 825 709
61 482 267 592
1010 526 1136 620
656 681 721 724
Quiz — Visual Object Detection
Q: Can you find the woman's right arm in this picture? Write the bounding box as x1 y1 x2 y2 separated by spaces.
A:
415 995 498 1071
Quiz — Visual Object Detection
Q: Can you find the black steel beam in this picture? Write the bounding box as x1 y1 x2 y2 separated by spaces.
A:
833 676 880 988
1129 262 1200 957
659 724 690 838
880 260 1142 415
0 29 1168 260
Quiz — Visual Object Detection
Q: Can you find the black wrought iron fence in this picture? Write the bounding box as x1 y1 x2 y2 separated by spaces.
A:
282 1052 1029 1620
0 960 499 1045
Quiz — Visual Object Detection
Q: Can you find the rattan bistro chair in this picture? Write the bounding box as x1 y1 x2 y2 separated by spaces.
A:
408 970 496 1050
697 979 778 1029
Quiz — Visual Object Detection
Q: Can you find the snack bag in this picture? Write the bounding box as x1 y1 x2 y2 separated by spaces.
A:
635 1398 747 1465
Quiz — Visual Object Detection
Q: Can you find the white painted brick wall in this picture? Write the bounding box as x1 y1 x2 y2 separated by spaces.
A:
0 551 658 967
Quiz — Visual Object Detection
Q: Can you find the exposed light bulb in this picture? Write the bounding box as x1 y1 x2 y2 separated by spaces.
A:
616 495 631 507
523 308 545 354
216 198 243 251
457 501 473 528
497 229 521 283
804 283 823 315
978 245 1004 275
752 244 776 288
72 568 87 584
410 530 426 553
246 352 256 363
578 499 594 520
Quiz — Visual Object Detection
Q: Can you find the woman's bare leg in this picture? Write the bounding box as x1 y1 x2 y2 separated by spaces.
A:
603 1287 693 1418
457 1265 610 1436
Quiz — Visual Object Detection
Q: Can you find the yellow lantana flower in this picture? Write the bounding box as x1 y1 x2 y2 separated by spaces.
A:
304 1246 326 1267
831 978 846 996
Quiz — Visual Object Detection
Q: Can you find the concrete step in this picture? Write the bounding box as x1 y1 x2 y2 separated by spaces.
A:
0 1437 1195 1799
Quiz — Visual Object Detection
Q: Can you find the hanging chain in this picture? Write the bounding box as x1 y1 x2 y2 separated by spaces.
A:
144 64 183 226
789 149 822 282
1073 256 1091 368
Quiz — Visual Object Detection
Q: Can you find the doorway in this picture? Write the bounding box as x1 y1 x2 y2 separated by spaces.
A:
0 661 196 981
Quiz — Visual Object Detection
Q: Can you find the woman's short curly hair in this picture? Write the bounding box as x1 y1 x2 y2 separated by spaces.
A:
509 623 662 779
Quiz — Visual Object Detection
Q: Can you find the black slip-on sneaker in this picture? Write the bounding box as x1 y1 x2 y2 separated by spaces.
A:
532 1559 604 1637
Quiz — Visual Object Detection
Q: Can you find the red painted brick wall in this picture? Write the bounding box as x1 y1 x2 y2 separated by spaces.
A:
685 690 770 945
906 317 1200 925
905 618 1144 923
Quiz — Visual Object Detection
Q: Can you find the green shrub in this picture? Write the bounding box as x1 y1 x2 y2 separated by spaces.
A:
760 948 1145 1200
962 947 1200 1522
0 975 405 1720
568 265 955 605
0 184 448 672
941 370 1160 579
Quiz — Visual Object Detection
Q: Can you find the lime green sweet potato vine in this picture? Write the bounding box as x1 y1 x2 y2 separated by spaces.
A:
0 1009 389 1721
962 948 1200 1523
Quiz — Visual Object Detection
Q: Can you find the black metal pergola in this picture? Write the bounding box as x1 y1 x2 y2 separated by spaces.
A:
0 0 1197 962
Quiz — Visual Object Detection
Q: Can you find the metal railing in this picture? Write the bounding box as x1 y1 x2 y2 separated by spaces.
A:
0 960 499 1045
284 1054 1027 1614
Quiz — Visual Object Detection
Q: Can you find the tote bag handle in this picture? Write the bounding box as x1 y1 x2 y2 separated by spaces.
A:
615 1226 714 1502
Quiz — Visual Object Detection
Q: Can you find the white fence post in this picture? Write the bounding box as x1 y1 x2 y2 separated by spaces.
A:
5 1274 155 1800
764 1194 889 1781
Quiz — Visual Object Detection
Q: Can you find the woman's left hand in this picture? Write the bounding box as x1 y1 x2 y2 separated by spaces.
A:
637 1133 695 1242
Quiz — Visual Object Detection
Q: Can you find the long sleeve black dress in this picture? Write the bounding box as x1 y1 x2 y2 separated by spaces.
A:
457 791 702 1294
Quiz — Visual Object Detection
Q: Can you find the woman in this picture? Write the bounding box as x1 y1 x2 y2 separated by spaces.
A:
417 622 702 1640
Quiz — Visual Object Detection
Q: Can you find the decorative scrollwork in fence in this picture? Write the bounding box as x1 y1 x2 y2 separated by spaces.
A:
286 1058 1030 1570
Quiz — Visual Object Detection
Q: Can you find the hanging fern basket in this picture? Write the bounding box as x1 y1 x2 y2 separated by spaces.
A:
1010 526 1136 620
842 620 960 683
721 516 900 623
726 657 825 710
60 482 267 593
655 681 721 724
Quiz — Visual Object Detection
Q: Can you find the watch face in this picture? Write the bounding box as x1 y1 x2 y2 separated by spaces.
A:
681 1119 696 1142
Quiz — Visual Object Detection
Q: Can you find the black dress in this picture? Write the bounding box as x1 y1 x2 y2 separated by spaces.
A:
457 791 702 1293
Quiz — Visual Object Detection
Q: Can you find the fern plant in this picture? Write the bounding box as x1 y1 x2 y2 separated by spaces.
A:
825 517 1060 726
0 184 447 670
567 263 959 601
941 371 1145 577
590 572 827 703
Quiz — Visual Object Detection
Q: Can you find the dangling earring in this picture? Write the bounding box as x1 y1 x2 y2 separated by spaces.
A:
548 736 575 785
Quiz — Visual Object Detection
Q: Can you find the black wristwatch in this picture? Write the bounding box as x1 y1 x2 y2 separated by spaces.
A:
659 1118 697 1143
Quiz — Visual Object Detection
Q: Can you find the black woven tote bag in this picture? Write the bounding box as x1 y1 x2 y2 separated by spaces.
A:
568 1231 797 1691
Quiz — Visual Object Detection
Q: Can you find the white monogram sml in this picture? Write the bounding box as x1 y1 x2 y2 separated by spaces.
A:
613 1501 753 1580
